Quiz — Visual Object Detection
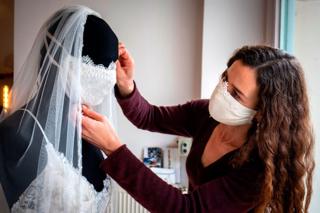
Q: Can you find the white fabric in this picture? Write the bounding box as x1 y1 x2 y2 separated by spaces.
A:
12 143 111 213
0 5 116 212
11 109 111 213
73 55 116 107
208 79 256 126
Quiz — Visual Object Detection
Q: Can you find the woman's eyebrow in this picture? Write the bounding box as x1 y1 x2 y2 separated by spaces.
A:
226 72 247 98
232 85 246 98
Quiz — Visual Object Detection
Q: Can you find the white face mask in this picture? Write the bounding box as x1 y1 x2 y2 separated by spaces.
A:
64 55 116 107
208 79 257 126
80 56 116 106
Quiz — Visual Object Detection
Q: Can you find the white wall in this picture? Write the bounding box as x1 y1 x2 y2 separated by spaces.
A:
14 0 203 158
295 1 320 212
201 0 274 98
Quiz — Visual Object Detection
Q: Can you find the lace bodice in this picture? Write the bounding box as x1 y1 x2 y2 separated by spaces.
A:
11 142 111 213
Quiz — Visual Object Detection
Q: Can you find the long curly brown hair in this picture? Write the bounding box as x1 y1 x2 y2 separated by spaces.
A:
227 46 315 213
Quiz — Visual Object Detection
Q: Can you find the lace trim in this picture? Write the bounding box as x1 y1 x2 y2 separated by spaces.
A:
79 55 116 106
82 55 116 71
81 55 116 80
11 143 111 213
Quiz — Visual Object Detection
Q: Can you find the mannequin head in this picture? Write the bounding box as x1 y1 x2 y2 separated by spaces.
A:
41 13 118 69
83 15 118 66
37 11 119 109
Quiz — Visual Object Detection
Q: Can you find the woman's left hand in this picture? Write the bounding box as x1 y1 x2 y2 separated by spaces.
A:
81 105 123 155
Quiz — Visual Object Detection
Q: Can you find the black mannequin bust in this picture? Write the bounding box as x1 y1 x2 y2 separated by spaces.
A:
0 14 118 208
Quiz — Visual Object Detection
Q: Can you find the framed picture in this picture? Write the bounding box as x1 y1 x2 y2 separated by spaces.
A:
143 147 163 168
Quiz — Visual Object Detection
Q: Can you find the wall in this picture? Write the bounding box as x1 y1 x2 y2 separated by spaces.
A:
201 0 275 98
295 1 320 211
14 0 203 158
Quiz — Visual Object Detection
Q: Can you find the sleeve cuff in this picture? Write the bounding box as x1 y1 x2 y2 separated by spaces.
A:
99 144 142 174
114 81 145 115
99 144 127 168
114 81 137 100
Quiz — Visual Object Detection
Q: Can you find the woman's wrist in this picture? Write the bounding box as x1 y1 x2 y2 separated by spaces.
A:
102 140 123 155
117 80 134 97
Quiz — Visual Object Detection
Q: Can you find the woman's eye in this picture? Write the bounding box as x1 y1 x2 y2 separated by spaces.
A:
231 90 240 100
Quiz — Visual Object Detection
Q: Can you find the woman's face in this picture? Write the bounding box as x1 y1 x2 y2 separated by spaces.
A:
225 60 259 110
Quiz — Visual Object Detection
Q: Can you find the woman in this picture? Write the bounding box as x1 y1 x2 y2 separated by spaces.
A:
82 44 315 212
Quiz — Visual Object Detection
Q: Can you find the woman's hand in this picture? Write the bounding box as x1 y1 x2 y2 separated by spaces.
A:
116 42 135 97
81 106 122 155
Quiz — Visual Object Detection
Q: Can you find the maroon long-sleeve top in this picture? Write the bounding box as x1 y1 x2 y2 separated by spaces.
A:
100 84 265 213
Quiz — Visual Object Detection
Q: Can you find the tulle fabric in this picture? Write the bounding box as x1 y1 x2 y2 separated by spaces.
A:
0 5 116 212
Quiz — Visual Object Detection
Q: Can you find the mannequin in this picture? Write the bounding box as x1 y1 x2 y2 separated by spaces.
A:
0 13 118 208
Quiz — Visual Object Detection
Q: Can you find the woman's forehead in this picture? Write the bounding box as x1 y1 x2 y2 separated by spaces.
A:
227 60 258 96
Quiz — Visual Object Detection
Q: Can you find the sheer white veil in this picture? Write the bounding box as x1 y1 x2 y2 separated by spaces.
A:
0 5 117 212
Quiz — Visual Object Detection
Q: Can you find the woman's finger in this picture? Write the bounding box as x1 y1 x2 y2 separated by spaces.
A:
119 49 129 60
82 106 104 122
82 131 98 148
118 47 125 55
118 42 125 48
82 123 98 143
81 115 92 130
118 45 126 56
82 128 92 141
116 60 123 72
81 129 91 141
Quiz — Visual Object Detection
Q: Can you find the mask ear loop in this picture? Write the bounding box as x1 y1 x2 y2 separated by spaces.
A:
221 80 229 96
221 69 228 82
251 116 260 137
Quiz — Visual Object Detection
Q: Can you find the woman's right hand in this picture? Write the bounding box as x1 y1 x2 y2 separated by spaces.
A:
116 42 135 97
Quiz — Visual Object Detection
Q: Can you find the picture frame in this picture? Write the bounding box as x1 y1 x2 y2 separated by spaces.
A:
143 147 163 168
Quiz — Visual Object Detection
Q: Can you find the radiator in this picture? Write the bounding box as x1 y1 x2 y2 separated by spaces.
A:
114 189 149 213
